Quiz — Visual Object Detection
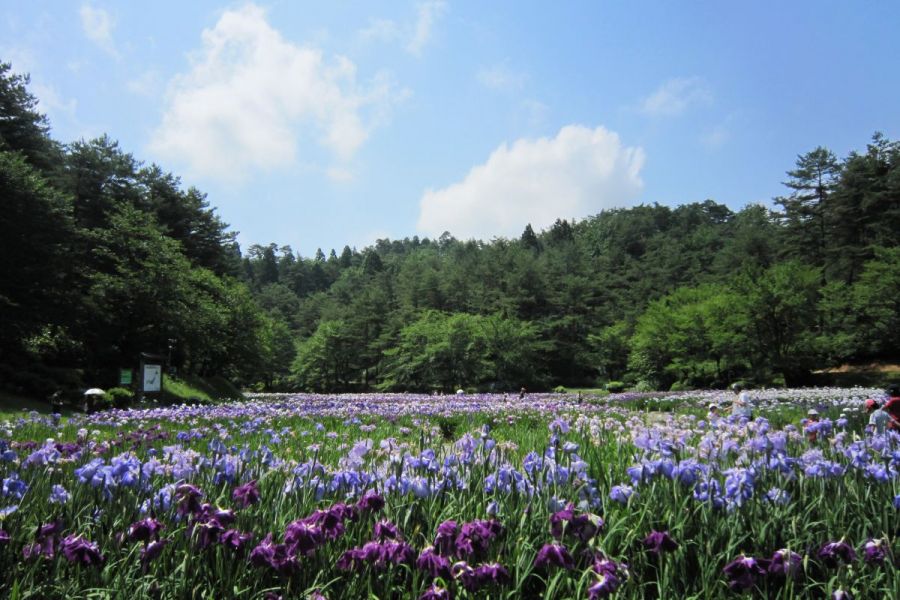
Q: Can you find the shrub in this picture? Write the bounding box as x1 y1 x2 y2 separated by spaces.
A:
553 385 567 394
632 380 656 392
605 381 626 393
106 387 134 408
669 381 691 392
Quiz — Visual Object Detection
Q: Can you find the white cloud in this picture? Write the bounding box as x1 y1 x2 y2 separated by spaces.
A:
417 125 645 240
638 77 712 117
148 4 402 182
79 5 116 55
477 64 527 92
407 1 447 56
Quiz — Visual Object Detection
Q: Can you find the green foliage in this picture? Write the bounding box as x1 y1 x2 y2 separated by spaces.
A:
105 386 133 407
605 381 626 393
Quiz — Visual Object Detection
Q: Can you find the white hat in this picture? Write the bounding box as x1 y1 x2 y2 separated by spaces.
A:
807 408 819 416
708 403 718 410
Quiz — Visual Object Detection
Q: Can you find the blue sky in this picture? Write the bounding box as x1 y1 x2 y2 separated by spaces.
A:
3 1 898 255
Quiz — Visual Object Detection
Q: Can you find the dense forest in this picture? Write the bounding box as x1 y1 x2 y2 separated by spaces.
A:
1 62 898 398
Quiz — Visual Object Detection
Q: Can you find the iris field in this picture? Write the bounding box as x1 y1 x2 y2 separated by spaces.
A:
0 388 897 599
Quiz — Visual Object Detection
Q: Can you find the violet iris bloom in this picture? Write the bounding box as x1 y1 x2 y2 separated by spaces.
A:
60 534 104 566
416 546 451 579
232 480 260 508
128 518 164 543
418 584 451 600
220 529 253 553
643 530 679 556
862 539 886 564
373 520 402 541
767 549 803 580
723 554 766 592
141 538 168 565
283 520 324 556
357 489 385 512
0 530 9 545
433 520 458 556
818 541 857 568
534 542 575 570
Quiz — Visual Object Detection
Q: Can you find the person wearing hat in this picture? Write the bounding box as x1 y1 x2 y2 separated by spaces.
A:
805 408 820 443
865 398 891 435
707 403 721 422
878 384 900 431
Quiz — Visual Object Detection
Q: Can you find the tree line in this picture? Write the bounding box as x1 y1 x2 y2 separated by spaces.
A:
1 62 897 397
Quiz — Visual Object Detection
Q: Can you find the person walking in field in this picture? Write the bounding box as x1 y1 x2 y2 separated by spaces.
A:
804 408 821 443
877 384 900 431
865 398 891 435
730 383 752 420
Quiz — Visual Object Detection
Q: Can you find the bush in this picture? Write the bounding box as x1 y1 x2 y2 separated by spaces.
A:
605 381 626 393
632 380 656 392
106 387 134 408
669 381 692 392
553 385 567 394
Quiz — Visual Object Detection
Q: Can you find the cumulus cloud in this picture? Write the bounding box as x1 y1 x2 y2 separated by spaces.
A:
417 125 645 240
79 5 116 55
638 77 712 117
148 4 401 182
407 1 447 56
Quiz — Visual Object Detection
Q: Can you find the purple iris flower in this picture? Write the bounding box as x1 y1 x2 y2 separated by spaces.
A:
767 549 803 580
60 534 105 566
723 554 766 592
434 520 458 556
832 591 852 600
818 541 856 568
141 538 168 565
609 484 636 504
220 529 253 553
473 562 510 587
587 574 619 599
193 518 224 549
49 484 69 504
418 583 451 600
128 518 164 542
862 539 886 564
373 520 402 541
250 534 296 575
534 543 575 570
283 520 324 556
175 483 204 516
643 530 679 556
416 546 451 579
0 529 9 545
357 489 385 512
455 519 503 559
232 480 260 508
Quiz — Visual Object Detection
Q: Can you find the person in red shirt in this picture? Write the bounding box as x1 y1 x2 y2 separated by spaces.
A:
882 384 900 430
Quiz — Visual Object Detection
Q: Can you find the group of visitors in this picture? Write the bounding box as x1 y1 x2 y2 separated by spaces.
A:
705 383 900 438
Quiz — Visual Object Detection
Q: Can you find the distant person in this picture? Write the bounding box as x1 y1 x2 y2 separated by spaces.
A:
456 389 465 396
865 398 891 435
519 387 527 400
805 409 820 443
881 384 900 431
707 403 721 421
49 390 63 412
730 384 752 419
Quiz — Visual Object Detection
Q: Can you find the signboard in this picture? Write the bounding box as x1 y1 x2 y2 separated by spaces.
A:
143 364 162 392
119 369 132 386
